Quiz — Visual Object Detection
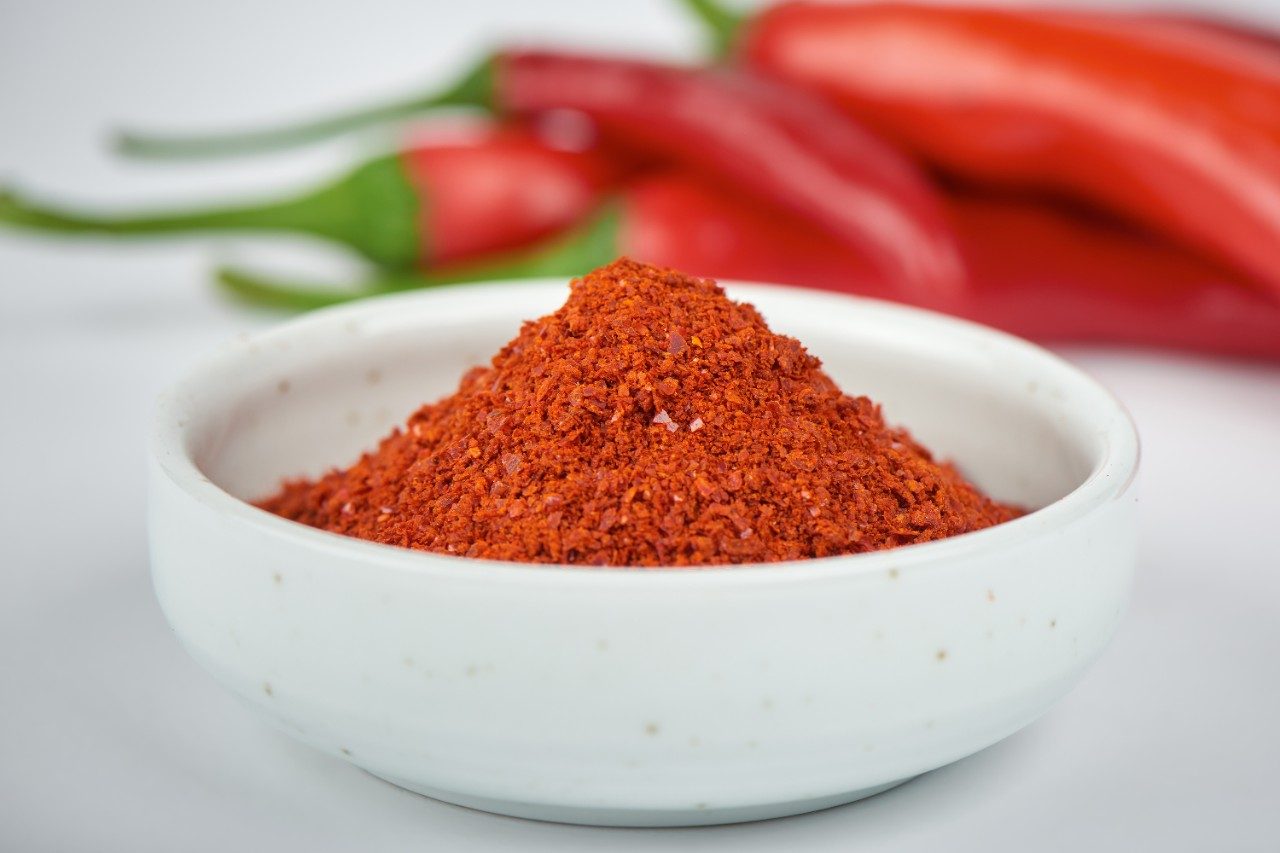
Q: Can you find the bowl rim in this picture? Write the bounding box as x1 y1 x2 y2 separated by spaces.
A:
152 278 1140 587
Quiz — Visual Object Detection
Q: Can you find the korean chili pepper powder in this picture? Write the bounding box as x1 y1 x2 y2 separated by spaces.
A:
260 259 1020 566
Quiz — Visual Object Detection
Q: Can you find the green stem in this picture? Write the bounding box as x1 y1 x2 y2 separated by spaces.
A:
676 0 744 58
217 268 427 311
114 56 496 160
217 203 624 310
0 156 421 267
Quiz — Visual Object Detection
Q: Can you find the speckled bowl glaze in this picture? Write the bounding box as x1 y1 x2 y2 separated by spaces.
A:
149 280 1139 827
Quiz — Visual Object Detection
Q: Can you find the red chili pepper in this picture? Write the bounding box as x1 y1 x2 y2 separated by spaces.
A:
1044 10 1280 61
214 173 901 309
497 52 964 299
115 52 965 301
217 172 1280 360
0 125 615 268
681 0 1280 300
951 197 1280 360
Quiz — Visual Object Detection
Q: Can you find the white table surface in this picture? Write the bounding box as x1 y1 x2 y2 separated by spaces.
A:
3 2 1278 850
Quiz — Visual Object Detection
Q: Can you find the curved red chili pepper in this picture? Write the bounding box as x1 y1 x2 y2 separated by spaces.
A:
725 2 1280 300
624 176 1280 359
0 124 616 268
112 51 966 301
218 172 1280 360
492 51 964 301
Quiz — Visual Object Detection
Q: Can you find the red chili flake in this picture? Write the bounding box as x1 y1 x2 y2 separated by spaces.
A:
693 477 717 499
259 260 1021 567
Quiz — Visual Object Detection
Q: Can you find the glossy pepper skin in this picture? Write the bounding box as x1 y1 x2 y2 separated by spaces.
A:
0 126 615 268
401 126 617 263
493 52 964 300
218 173 1280 360
729 2 1280 299
949 198 1280 360
114 51 965 301
639 181 1280 359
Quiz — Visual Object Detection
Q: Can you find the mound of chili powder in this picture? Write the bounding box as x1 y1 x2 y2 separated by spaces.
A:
260 259 1020 566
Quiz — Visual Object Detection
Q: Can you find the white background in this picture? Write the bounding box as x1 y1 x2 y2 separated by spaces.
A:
2 1 1279 850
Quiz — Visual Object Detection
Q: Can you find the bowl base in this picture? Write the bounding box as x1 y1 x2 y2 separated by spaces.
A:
369 772 915 827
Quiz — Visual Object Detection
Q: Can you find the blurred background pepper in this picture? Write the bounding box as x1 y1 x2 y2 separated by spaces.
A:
0 125 617 269
707 0 1280 298
217 172 1280 360
107 51 971 301
1 0 1278 361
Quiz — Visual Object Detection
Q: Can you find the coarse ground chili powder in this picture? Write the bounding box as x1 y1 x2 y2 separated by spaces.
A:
260 259 1021 566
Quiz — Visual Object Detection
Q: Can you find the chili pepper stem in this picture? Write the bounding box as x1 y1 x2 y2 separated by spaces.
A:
217 204 623 310
0 186 322 235
216 268 427 311
675 0 744 57
114 57 496 160
0 157 421 266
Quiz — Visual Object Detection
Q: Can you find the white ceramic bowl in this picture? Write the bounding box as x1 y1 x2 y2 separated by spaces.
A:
149 280 1138 827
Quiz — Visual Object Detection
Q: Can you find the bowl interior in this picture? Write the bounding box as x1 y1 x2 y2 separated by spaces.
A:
176 282 1112 514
